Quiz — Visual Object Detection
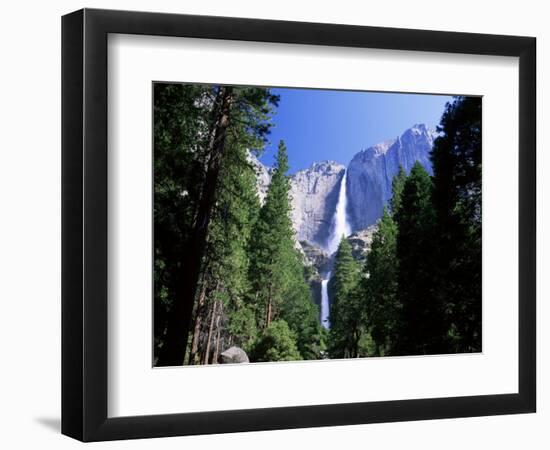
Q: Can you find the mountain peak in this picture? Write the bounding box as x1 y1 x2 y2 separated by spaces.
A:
411 123 428 132
354 124 435 162
369 138 398 157
401 123 438 146
296 160 345 176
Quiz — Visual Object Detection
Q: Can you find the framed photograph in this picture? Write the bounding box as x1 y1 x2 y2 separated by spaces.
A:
62 8 536 442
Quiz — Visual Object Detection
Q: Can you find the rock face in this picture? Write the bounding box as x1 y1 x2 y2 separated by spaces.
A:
249 156 345 249
299 240 331 276
248 152 272 204
347 225 378 262
289 161 345 247
347 124 435 231
220 346 250 364
299 241 331 311
249 124 435 249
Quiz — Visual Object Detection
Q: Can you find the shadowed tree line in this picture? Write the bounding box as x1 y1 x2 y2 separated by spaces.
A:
327 96 482 358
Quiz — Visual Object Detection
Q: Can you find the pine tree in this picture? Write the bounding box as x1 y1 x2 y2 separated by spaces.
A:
154 84 279 366
188 138 262 364
328 238 363 358
431 96 482 352
278 253 325 360
153 83 214 364
390 165 407 214
393 162 446 355
187 86 280 365
362 208 399 356
248 141 294 329
248 141 322 360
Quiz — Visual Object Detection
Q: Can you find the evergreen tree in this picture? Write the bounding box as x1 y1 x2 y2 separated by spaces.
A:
249 320 302 362
390 165 407 214
278 254 325 359
248 141 322 359
328 238 363 358
393 162 445 355
431 96 482 352
362 208 399 356
155 84 279 366
153 83 214 363
248 141 294 329
187 136 262 364
187 86 280 365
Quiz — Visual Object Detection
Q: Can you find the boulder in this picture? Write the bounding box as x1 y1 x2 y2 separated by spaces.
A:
220 346 250 364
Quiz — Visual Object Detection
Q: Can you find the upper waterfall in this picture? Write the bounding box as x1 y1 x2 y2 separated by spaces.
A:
326 170 352 255
249 124 435 248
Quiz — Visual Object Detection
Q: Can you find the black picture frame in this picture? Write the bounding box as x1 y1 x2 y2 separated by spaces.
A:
61 8 536 442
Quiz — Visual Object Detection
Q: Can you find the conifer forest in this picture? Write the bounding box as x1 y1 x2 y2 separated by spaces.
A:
153 83 481 366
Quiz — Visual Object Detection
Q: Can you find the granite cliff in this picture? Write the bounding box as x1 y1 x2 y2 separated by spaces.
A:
289 161 345 248
250 123 435 251
346 124 435 230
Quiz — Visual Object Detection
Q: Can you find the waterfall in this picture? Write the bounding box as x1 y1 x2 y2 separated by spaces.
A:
320 273 331 329
327 170 352 255
320 170 352 329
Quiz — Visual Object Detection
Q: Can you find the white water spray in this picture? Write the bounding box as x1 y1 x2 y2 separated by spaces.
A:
327 170 352 255
320 170 352 329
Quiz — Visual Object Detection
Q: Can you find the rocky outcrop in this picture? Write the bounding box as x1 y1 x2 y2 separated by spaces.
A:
299 241 331 311
248 156 344 248
220 346 250 364
347 225 378 262
347 124 435 231
289 161 345 247
300 241 331 276
248 152 272 204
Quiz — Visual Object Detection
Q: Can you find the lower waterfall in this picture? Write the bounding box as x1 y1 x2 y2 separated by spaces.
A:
320 274 331 329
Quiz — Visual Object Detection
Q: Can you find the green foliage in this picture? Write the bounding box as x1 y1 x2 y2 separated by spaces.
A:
153 83 213 360
248 141 294 327
362 208 399 356
390 165 407 214
154 84 281 364
354 98 482 357
328 238 365 358
196 87 281 354
431 96 482 352
249 320 302 362
393 162 447 355
278 253 326 359
248 141 322 359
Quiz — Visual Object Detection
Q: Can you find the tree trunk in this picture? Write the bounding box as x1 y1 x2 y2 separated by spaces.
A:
266 299 272 328
213 312 222 364
156 86 234 366
203 300 218 364
188 281 208 365
265 282 274 328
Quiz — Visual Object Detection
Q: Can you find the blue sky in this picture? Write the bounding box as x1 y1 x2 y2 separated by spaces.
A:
259 88 453 173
